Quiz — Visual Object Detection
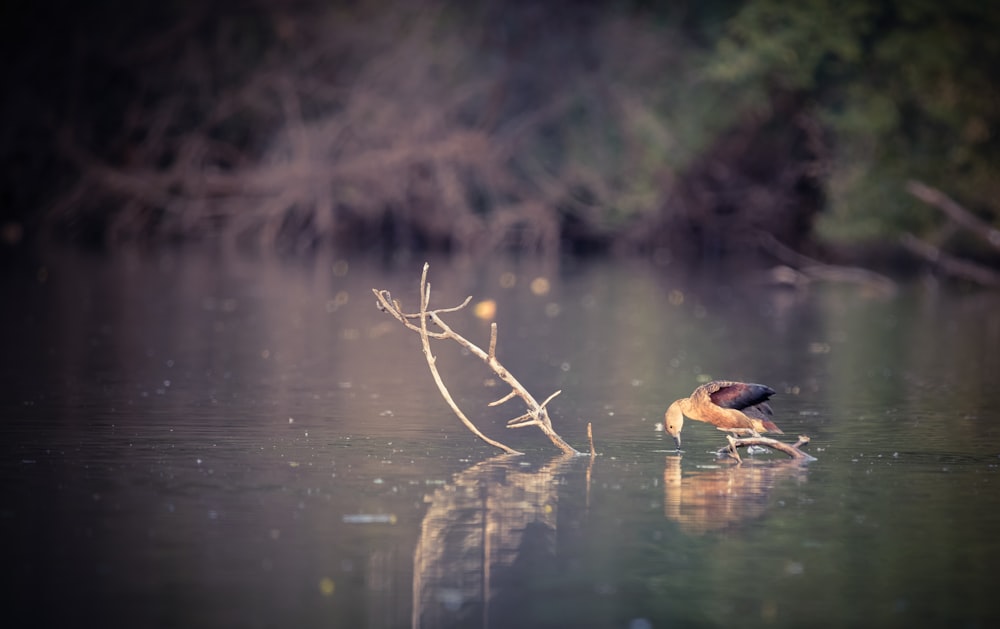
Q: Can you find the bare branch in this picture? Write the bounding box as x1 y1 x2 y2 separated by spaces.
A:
436 297 476 315
372 289 450 338
718 434 815 462
506 413 538 429
488 390 518 407
906 180 1000 251
902 181 1000 288
758 232 897 295
900 233 1000 287
412 266 521 455
374 263 582 455
538 390 562 410
724 435 742 463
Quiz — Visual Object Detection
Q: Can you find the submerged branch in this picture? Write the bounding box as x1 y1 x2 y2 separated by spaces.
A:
719 434 815 462
374 263 581 455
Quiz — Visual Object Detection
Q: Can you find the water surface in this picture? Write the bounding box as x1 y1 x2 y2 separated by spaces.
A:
3 251 1000 627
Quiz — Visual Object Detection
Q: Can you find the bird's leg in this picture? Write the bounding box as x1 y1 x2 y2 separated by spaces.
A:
731 428 769 454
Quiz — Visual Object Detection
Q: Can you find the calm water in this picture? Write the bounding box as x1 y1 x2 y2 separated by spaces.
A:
3 250 1000 628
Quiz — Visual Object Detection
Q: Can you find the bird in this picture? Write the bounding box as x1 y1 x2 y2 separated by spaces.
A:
664 380 783 449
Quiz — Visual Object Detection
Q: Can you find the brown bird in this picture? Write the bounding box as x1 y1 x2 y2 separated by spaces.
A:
664 380 782 449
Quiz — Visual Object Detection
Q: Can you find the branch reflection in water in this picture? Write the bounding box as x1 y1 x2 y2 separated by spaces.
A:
412 454 589 629
663 457 810 535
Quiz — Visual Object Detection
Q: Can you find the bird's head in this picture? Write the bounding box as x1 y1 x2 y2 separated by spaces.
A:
664 401 685 450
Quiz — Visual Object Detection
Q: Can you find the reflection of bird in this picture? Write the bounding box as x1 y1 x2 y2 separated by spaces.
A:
664 381 782 449
663 456 808 534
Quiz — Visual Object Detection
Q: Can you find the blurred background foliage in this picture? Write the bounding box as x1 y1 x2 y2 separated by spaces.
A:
713 0 1000 245
2 0 999 269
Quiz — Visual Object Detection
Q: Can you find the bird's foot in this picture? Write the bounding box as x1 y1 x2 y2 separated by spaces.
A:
728 430 767 454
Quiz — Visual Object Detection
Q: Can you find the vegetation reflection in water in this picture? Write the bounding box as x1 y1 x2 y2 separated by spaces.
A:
378 264 821 625
5 253 1000 627
412 455 582 628
662 457 809 536
367 258 1000 628
409 451 812 628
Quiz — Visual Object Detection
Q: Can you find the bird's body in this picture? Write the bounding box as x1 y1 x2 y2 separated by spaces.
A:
664 380 782 448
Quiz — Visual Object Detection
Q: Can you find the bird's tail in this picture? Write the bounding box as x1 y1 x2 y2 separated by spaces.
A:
761 419 784 434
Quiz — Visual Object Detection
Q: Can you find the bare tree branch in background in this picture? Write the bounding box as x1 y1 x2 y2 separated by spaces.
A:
45 7 565 254
903 180 1000 287
758 231 898 296
374 263 582 456
36 3 822 259
900 234 1000 288
906 181 1000 251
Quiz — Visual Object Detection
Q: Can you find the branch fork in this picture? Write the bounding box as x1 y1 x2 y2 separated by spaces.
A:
374 263 581 455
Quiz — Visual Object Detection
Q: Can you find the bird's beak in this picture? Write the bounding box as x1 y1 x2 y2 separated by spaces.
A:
673 434 682 450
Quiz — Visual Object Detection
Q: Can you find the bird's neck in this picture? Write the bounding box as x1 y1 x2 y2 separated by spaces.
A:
676 397 694 416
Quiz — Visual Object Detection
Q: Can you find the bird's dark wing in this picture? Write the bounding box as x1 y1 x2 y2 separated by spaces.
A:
745 403 783 432
741 402 773 419
709 382 776 411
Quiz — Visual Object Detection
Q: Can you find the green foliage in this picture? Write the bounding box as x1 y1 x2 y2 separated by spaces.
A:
710 0 1000 244
709 0 875 90
11 0 1000 257
530 19 729 232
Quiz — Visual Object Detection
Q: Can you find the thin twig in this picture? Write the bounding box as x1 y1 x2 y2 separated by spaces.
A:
488 323 498 361
506 413 537 428
373 290 452 338
488 390 518 407
790 435 811 449
725 435 742 463
538 390 562 411
587 423 596 458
